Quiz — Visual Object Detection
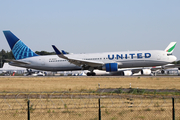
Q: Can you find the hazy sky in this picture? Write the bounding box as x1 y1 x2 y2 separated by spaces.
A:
0 0 180 59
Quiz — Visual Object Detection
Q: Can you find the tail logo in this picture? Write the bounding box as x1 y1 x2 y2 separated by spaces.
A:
166 43 176 53
12 40 38 60
3 31 38 60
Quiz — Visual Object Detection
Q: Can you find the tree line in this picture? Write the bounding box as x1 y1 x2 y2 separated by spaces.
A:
172 61 180 64
0 49 180 68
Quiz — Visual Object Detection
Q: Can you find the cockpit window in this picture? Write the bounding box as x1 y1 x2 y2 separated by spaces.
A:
167 53 172 56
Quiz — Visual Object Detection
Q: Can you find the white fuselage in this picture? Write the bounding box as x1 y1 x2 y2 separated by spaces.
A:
9 50 177 71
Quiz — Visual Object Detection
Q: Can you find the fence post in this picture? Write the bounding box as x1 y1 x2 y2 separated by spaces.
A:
27 100 30 120
99 98 101 120
172 97 175 120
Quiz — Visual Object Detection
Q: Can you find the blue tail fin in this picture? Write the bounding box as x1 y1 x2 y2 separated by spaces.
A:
3 31 38 60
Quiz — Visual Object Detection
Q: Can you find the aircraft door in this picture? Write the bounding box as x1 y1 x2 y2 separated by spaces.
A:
157 55 161 60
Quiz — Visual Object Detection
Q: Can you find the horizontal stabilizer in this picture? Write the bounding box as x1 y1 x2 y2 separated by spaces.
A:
5 59 31 65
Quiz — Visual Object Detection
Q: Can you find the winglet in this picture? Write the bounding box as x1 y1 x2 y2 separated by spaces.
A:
52 45 62 55
164 42 177 54
52 45 69 60
61 50 67 54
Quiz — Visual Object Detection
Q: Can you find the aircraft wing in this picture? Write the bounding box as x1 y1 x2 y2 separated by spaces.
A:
163 64 180 69
52 45 104 67
164 64 180 68
151 64 180 71
5 59 30 65
66 58 104 67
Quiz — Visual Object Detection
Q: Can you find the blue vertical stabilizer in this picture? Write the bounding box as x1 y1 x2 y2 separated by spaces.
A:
3 31 38 60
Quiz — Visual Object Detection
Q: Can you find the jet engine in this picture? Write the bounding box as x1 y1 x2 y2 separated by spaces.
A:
123 71 132 76
117 71 132 76
102 63 118 72
141 69 151 75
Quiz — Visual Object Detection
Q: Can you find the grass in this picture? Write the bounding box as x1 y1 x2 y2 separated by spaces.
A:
105 108 110 115
0 98 178 120
0 76 180 92
144 108 151 111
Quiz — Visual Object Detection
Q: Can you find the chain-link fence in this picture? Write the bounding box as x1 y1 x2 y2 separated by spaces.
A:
0 92 180 120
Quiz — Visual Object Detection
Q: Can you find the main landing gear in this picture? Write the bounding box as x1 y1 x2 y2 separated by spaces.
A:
87 72 96 76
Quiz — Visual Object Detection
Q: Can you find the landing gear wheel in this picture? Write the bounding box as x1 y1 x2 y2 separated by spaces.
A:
87 72 91 76
154 72 157 76
92 72 96 76
161 70 165 74
87 72 96 76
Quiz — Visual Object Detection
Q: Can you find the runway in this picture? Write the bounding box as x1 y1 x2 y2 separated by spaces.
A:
0 75 179 78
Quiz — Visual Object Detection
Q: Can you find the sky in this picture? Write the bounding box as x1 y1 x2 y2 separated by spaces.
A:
0 0 180 60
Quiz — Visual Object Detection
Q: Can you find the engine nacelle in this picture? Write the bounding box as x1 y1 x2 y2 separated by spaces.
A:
123 71 132 76
141 69 151 75
118 71 132 76
102 63 118 72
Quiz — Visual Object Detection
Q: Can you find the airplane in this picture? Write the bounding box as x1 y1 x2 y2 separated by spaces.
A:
0 62 26 75
54 50 180 76
0 62 47 76
52 44 177 76
3 30 177 76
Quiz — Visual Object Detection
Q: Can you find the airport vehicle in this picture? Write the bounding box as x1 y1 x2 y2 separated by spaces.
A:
3 31 177 76
31 71 47 76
